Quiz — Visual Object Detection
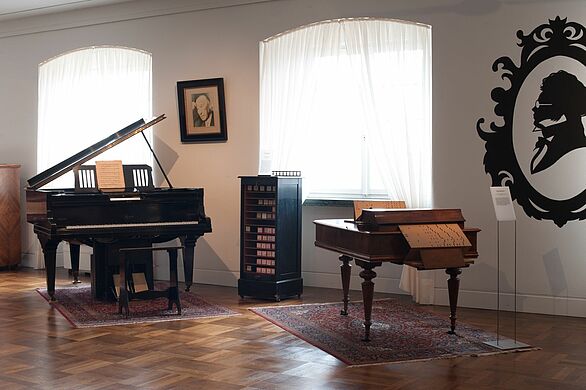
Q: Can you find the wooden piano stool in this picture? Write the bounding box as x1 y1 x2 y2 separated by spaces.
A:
118 245 184 318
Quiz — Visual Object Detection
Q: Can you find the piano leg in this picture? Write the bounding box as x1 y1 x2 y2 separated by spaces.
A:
118 251 130 318
446 267 462 334
167 248 181 314
339 255 352 316
355 259 381 342
91 243 109 300
181 236 197 292
69 243 81 284
40 238 60 301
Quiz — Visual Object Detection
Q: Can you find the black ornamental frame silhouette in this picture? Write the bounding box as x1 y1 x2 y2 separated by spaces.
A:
477 17 586 227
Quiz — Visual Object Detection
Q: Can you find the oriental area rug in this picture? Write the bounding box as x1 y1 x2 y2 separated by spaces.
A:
36 284 238 328
251 299 536 366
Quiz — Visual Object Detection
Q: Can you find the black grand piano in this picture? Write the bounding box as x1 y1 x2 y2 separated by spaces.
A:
26 114 212 301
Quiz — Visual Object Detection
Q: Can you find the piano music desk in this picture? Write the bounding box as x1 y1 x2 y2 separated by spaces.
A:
314 214 480 342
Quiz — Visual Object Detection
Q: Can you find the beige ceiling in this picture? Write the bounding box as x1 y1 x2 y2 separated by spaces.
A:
0 0 136 20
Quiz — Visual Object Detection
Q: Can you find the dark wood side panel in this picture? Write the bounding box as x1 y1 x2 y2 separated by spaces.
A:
314 222 407 261
463 228 480 258
25 189 48 223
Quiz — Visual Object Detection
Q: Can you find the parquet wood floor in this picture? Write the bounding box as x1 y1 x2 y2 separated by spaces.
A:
1 268 585 389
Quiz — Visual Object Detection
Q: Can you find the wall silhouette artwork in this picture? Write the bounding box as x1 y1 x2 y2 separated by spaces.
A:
478 17 586 227
531 70 586 174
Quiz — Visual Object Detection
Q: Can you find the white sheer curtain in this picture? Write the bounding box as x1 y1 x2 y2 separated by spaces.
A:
259 18 434 303
258 23 330 191
33 46 152 268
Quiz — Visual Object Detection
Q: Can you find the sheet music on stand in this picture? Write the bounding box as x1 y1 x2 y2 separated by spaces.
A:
96 160 125 191
484 186 531 350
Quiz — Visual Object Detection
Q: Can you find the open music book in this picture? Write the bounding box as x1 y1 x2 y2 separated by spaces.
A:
95 160 125 191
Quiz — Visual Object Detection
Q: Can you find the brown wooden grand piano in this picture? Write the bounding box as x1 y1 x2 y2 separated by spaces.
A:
26 115 212 301
314 208 480 341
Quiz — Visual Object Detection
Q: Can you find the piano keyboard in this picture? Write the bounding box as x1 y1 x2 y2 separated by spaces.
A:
65 221 199 230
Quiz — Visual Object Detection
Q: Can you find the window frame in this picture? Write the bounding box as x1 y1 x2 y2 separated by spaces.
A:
259 18 432 204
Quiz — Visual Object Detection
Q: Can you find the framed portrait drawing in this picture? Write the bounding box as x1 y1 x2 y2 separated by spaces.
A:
177 78 227 143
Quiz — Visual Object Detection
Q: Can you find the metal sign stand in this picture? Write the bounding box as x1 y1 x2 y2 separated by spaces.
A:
484 219 531 350
484 187 531 350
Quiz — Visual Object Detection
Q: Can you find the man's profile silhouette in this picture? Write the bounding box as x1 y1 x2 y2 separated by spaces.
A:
531 70 586 174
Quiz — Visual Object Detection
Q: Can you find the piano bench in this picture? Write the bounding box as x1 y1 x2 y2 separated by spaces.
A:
117 245 184 318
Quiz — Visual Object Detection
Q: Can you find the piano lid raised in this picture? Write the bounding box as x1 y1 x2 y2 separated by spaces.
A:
27 114 166 190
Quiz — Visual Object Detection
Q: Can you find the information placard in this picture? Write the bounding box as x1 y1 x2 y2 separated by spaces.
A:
490 186 516 221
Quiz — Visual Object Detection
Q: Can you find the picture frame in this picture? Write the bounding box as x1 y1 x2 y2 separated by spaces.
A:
177 78 227 143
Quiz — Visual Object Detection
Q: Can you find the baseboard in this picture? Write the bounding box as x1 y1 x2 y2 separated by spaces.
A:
104 262 586 318
20 249 66 269
183 270 406 297
20 253 38 269
152 269 406 296
434 287 586 318
304 273 586 318
153 264 239 288
193 268 239 287
301 271 405 295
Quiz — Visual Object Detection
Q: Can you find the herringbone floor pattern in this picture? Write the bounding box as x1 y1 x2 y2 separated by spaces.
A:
0 268 585 389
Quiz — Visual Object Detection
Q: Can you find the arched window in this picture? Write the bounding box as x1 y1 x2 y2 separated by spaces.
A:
259 18 432 207
33 46 152 270
37 46 153 188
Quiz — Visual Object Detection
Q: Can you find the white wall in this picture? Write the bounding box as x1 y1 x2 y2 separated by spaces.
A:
2 0 586 317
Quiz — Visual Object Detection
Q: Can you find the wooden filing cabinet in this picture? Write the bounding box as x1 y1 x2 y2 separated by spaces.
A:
238 175 303 301
0 164 21 268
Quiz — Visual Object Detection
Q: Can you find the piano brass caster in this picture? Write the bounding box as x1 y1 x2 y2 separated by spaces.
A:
340 310 348 316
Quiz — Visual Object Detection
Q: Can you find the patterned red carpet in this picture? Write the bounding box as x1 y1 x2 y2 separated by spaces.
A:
37 283 238 328
251 299 535 366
